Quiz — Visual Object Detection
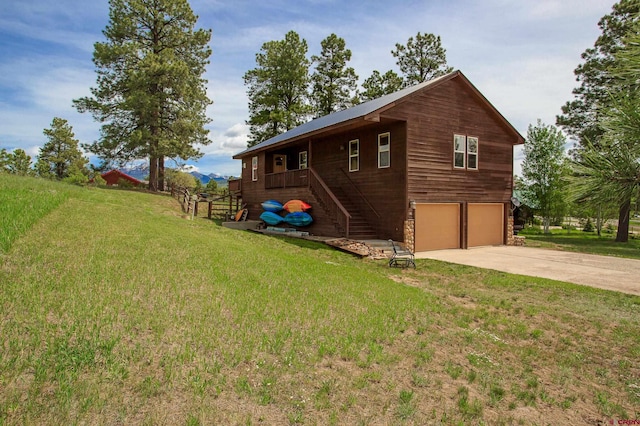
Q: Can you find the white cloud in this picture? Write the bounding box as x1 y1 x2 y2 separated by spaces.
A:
180 164 200 173
0 0 619 176
199 123 249 157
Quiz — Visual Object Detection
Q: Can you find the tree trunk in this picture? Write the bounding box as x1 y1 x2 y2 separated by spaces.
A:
615 199 631 243
158 156 165 192
148 155 158 191
543 216 550 234
596 206 602 237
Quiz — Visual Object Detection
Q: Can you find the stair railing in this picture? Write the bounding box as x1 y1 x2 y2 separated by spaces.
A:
309 167 351 238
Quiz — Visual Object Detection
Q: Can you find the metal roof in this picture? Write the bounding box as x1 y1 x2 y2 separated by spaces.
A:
233 71 457 158
233 69 524 158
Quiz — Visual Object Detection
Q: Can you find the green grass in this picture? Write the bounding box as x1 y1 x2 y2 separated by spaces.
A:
519 226 640 259
1 174 640 424
0 174 79 253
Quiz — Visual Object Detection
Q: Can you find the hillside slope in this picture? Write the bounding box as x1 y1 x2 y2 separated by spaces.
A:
0 175 638 424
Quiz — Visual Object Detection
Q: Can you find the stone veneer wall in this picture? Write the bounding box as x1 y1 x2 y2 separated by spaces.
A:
404 219 415 252
506 216 515 246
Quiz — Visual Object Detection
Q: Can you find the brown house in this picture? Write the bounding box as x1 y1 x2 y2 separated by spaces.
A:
233 70 524 251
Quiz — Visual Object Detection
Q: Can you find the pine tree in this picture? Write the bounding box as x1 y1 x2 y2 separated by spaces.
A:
0 149 9 173
7 149 32 176
556 0 640 148
391 32 453 87
74 0 212 191
36 117 88 180
310 34 359 117
361 70 404 101
244 31 310 147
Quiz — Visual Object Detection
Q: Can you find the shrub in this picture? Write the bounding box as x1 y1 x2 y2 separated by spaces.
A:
116 177 134 189
63 172 89 186
92 174 107 187
583 218 594 232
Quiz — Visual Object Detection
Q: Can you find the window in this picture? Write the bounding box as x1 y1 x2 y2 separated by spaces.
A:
349 139 359 172
467 137 478 170
299 151 308 169
453 134 466 169
251 156 258 181
453 134 479 170
378 132 390 168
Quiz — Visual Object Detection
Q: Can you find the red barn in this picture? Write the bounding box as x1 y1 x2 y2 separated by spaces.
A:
101 169 143 187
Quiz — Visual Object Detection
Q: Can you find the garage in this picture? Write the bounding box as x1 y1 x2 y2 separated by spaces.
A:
468 203 504 247
415 203 460 251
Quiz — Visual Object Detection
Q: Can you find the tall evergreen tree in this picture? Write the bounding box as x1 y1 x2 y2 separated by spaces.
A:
361 70 404 101
7 149 32 176
74 0 212 191
569 95 640 242
556 0 640 148
310 34 359 117
569 24 640 243
244 31 310 147
0 149 9 172
391 32 453 87
36 117 88 180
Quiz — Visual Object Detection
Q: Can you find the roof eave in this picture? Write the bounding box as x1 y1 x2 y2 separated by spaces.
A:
232 115 374 158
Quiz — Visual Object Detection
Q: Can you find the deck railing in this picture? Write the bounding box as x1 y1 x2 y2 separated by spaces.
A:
265 169 309 189
228 178 241 193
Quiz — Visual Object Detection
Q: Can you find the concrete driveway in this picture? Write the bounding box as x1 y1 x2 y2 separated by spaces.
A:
415 246 640 296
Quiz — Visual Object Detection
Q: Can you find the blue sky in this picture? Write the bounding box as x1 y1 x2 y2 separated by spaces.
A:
0 0 615 176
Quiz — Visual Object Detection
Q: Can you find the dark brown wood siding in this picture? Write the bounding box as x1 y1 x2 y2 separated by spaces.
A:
237 152 342 237
311 120 407 241
383 77 516 207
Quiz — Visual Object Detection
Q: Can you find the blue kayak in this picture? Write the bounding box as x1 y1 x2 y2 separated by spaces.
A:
259 211 284 225
283 211 313 227
261 199 283 212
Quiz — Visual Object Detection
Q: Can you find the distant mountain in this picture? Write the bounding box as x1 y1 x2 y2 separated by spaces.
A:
118 164 149 181
190 171 210 184
117 165 233 186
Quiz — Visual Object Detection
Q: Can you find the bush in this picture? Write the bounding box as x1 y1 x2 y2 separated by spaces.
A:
116 177 134 189
63 172 89 186
92 174 107 187
583 218 594 232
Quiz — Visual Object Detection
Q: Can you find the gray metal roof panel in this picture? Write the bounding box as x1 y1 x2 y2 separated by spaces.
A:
233 72 456 158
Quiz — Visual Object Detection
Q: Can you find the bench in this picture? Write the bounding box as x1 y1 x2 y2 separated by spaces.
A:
388 240 416 269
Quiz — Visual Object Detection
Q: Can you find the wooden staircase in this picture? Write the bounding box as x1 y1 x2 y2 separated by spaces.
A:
331 187 378 239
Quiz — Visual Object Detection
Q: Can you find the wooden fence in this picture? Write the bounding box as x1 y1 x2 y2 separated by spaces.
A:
171 186 242 220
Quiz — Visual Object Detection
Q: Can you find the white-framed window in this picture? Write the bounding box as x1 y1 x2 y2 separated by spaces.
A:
349 139 359 172
299 151 308 169
453 134 466 169
251 156 258 181
378 132 390 168
453 134 479 170
467 136 478 170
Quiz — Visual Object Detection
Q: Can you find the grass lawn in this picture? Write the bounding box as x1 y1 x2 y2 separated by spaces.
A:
1 174 639 424
519 227 640 260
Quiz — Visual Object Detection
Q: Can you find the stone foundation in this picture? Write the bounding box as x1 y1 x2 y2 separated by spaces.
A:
404 219 415 252
406 215 519 251
506 216 516 246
